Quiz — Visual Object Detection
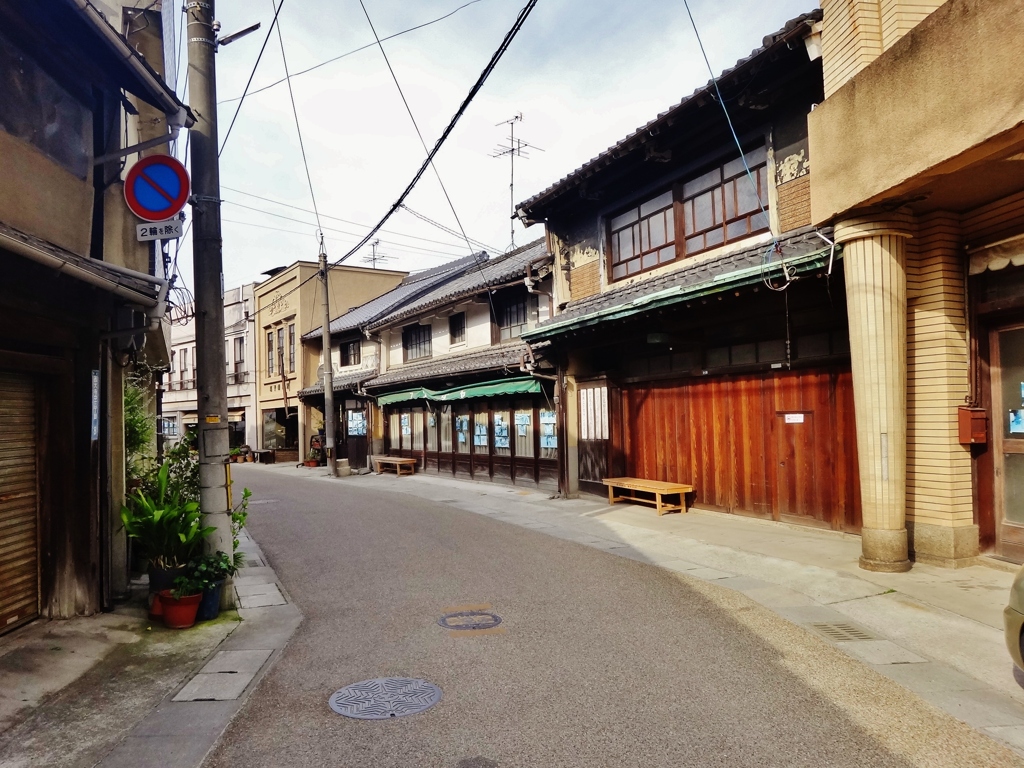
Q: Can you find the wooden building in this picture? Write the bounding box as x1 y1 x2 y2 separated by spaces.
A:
516 13 858 530
363 240 560 492
0 1 188 632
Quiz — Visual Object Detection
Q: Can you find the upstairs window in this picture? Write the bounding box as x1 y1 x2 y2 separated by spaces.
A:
267 331 274 375
277 327 285 374
449 312 466 345
498 297 529 341
607 146 770 281
340 340 360 367
288 324 296 373
403 324 432 362
609 190 676 280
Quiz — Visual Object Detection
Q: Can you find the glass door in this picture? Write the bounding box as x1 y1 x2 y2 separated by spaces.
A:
992 325 1024 560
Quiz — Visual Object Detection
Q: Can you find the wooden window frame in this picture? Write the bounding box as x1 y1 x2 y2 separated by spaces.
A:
498 296 529 342
606 146 770 283
449 312 466 345
288 324 296 373
403 323 432 363
266 331 274 376
340 339 360 367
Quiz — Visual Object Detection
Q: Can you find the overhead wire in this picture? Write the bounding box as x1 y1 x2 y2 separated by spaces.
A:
246 0 538 325
219 0 285 157
217 0 489 105
680 0 791 292
399 204 500 254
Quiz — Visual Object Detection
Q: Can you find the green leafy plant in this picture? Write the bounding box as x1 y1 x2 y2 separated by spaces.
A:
124 370 155 490
230 488 251 571
170 571 206 599
120 462 215 569
185 551 235 592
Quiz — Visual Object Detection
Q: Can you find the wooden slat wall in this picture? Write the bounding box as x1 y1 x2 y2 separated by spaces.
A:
905 212 974 528
0 372 38 633
622 367 860 530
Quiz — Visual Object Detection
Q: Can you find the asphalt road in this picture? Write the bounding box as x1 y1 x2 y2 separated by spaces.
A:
205 467 1023 768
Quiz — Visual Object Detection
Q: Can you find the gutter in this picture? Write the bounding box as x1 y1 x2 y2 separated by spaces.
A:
68 0 195 128
0 228 165 309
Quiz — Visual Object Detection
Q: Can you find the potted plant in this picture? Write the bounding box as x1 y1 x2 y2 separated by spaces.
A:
304 448 321 468
187 551 236 621
160 573 205 629
230 447 245 464
121 461 214 617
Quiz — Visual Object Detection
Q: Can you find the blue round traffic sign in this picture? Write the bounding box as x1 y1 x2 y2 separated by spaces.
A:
124 154 191 222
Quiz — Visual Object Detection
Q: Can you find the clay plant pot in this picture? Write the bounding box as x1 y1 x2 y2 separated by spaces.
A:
245 455 254 462
304 460 318 467
148 564 187 619
195 580 225 622
159 590 202 629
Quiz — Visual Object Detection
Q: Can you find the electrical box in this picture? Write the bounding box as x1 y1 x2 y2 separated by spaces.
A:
958 407 987 445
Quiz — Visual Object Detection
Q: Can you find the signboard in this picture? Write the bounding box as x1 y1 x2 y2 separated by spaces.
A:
136 219 182 242
123 154 190 222
90 370 100 441
784 413 805 424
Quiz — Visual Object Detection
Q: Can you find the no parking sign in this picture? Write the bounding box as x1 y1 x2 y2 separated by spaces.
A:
123 154 191 222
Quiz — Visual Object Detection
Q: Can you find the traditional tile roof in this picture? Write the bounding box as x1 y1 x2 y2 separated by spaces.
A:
366 239 549 331
303 251 487 341
364 341 531 389
525 226 833 337
515 10 822 220
296 369 377 399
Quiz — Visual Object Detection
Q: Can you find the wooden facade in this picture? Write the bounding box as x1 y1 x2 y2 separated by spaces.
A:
385 397 558 492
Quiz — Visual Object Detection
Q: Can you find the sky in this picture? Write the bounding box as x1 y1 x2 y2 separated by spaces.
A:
168 0 817 293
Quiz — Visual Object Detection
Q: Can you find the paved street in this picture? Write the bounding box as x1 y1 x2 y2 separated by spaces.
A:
204 467 1022 768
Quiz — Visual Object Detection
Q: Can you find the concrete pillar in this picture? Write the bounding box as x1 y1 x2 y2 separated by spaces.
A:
836 213 914 572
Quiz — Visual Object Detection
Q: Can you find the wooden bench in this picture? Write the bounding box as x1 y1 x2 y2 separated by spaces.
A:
601 477 694 516
372 456 418 476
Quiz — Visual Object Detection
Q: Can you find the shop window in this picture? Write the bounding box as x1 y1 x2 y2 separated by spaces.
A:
389 412 401 450
473 413 489 452
403 324 432 362
440 405 453 452
340 340 360 367
539 409 557 459
579 387 609 441
449 312 466 345
493 409 511 456
411 409 424 451
514 402 534 458
455 410 470 454
426 410 438 451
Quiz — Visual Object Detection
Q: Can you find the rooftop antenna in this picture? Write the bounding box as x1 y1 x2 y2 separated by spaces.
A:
491 113 543 251
361 239 392 269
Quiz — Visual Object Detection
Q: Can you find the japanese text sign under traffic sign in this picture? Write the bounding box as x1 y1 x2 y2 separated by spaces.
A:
136 219 183 242
123 154 190 222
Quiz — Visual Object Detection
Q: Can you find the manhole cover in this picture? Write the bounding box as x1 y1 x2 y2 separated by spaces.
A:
329 678 442 719
810 622 875 642
438 611 502 630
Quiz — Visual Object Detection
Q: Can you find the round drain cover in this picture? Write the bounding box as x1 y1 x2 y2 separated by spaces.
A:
438 611 502 631
329 678 442 719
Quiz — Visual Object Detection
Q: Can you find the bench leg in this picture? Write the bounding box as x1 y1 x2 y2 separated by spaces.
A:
655 492 663 516
607 485 615 505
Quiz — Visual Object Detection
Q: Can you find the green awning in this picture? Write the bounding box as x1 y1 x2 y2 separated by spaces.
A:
376 377 543 406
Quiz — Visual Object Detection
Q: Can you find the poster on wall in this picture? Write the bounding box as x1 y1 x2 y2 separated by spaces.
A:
1011 410 1024 434
495 436 510 449
514 413 531 426
347 411 367 436
517 424 528 437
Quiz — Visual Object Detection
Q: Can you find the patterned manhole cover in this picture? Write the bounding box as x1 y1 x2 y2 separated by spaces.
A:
438 611 502 630
329 678 442 719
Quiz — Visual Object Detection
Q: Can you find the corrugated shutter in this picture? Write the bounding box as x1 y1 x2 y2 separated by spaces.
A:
0 372 38 633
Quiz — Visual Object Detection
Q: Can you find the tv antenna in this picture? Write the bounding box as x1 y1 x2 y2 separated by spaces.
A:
361 239 392 269
491 113 543 250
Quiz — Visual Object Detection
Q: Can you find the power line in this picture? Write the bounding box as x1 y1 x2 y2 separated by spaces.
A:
219 0 285 158
246 0 538 326
217 0 490 105
273 1 323 236
399 204 500 255
221 185 498 252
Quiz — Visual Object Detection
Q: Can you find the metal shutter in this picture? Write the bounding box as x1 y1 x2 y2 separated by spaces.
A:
0 372 38 633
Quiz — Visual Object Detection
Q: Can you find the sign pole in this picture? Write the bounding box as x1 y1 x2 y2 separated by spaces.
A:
319 238 338 478
186 0 233 604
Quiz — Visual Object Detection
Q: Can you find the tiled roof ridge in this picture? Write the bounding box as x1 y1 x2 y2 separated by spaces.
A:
365 340 530 388
515 9 822 217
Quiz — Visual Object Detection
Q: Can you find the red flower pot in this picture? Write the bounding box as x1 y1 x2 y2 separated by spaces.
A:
158 590 202 629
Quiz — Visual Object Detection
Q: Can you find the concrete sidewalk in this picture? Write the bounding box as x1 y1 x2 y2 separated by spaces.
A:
260 460 1024 757
0 527 300 768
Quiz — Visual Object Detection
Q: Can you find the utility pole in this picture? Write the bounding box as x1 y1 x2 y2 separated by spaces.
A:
186 0 233 587
319 235 338 477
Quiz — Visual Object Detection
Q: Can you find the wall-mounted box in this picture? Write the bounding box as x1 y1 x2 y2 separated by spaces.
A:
958 407 987 445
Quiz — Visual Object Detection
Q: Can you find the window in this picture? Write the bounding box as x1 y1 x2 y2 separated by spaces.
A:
340 340 360 367
170 350 176 374
609 190 676 280
680 146 769 258
267 331 274 375
180 348 188 382
449 312 466 345
403 323 432 362
288 324 296 373
498 297 528 341
277 327 285 374
607 146 770 281
233 337 245 374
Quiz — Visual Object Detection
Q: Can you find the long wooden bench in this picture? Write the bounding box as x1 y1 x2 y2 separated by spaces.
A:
372 456 418 476
601 477 694 516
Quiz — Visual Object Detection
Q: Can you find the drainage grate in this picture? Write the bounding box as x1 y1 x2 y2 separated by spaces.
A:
809 622 875 642
329 678 442 719
438 611 502 631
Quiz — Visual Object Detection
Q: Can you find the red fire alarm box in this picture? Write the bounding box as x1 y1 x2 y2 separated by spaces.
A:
958 407 987 445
